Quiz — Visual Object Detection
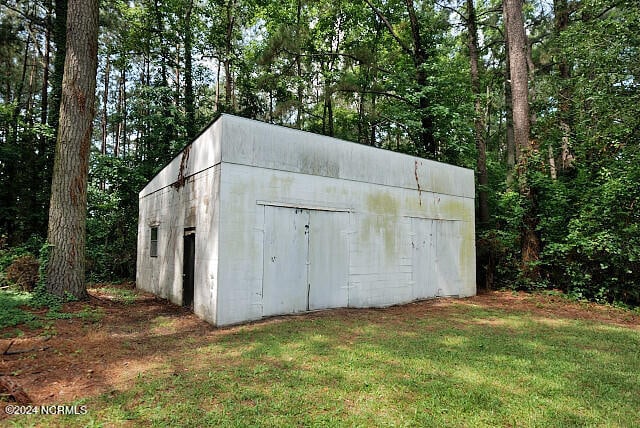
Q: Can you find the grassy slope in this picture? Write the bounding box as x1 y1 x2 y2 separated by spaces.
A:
4 293 639 427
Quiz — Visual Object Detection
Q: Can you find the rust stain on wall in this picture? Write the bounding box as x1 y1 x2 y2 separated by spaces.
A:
172 145 191 189
414 160 423 206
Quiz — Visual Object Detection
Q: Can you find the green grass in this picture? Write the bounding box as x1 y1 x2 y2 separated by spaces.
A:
16 302 639 427
94 286 138 305
0 290 38 330
0 289 103 337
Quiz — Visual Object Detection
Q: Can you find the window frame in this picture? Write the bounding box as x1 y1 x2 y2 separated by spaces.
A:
150 226 158 258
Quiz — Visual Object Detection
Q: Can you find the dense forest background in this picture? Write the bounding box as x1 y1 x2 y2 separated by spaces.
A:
1 0 638 305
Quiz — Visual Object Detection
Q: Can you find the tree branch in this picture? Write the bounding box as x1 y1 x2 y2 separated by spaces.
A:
434 1 468 23
363 0 412 55
0 1 46 27
279 47 394 75
336 87 416 107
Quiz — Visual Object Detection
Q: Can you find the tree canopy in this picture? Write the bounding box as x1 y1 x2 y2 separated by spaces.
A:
1 0 638 305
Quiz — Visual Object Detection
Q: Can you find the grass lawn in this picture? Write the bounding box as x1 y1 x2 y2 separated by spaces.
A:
2 289 639 427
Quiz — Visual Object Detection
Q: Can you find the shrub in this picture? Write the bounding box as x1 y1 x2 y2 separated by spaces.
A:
6 255 40 291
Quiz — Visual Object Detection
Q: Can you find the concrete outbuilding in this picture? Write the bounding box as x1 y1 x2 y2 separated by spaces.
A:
137 114 476 326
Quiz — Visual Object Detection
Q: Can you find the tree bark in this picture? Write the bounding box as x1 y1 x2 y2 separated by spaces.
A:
48 0 67 134
184 0 195 138
504 0 529 164
504 45 516 187
467 0 489 225
41 1 51 127
406 0 436 156
153 0 168 87
46 0 99 299
101 53 110 157
224 0 235 111
504 0 541 274
115 66 126 157
364 0 437 156
554 0 574 170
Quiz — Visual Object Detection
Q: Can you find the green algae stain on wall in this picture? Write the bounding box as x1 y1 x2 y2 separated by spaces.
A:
366 192 399 216
437 199 474 222
364 192 403 261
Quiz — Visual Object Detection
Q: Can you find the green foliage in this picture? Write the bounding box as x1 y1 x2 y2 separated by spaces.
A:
2 0 638 307
0 290 36 329
86 154 149 280
0 243 103 330
30 242 65 312
44 305 103 322
541 148 640 304
0 235 44 272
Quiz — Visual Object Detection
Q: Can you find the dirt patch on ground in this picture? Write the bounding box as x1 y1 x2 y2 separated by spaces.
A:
1 286 638 417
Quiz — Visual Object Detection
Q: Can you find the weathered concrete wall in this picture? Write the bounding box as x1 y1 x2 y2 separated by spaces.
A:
219 116 474 199
137 164 221 325
139 119 222 197
215 162 475 326
137 114 475 327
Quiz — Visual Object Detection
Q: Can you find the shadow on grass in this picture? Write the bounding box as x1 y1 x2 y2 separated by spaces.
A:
5 296 639 427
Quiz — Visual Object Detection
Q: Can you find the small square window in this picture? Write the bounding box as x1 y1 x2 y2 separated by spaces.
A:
150 226 158 257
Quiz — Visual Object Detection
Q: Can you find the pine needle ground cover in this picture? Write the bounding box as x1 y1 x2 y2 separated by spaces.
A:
1 288 638 427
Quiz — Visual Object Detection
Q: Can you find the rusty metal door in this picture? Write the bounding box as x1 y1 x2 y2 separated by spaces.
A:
262 206 310 317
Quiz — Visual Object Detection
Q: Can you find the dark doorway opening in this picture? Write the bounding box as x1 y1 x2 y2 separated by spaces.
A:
183 230 195 309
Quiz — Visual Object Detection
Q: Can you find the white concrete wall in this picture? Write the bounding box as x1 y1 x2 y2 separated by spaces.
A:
219 115 474 199
215 161 475 326
137 163 221 325
139 119 222 198
137 114 475 327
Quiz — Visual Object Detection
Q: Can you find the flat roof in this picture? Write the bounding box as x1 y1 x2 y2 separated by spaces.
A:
140 114 474 199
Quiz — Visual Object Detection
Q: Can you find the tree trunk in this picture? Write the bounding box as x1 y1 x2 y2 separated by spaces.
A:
46 0 99 299
504 0 529 165
296 0 303 128
370 94 377 145
184 0 195 138
467 0 489 225
215 59 221 111
101 54 110 157
121 67 127 155
554 0 574 171
153 0 167 87
48 0 67 134
115 67 126 157
406 0 436 156
35 3 53 237
548 145 557 179
358 90 365 144
325 90 334 137
504 47 516 187
224 0 235 111
504 0 540 274
41 2 51 127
